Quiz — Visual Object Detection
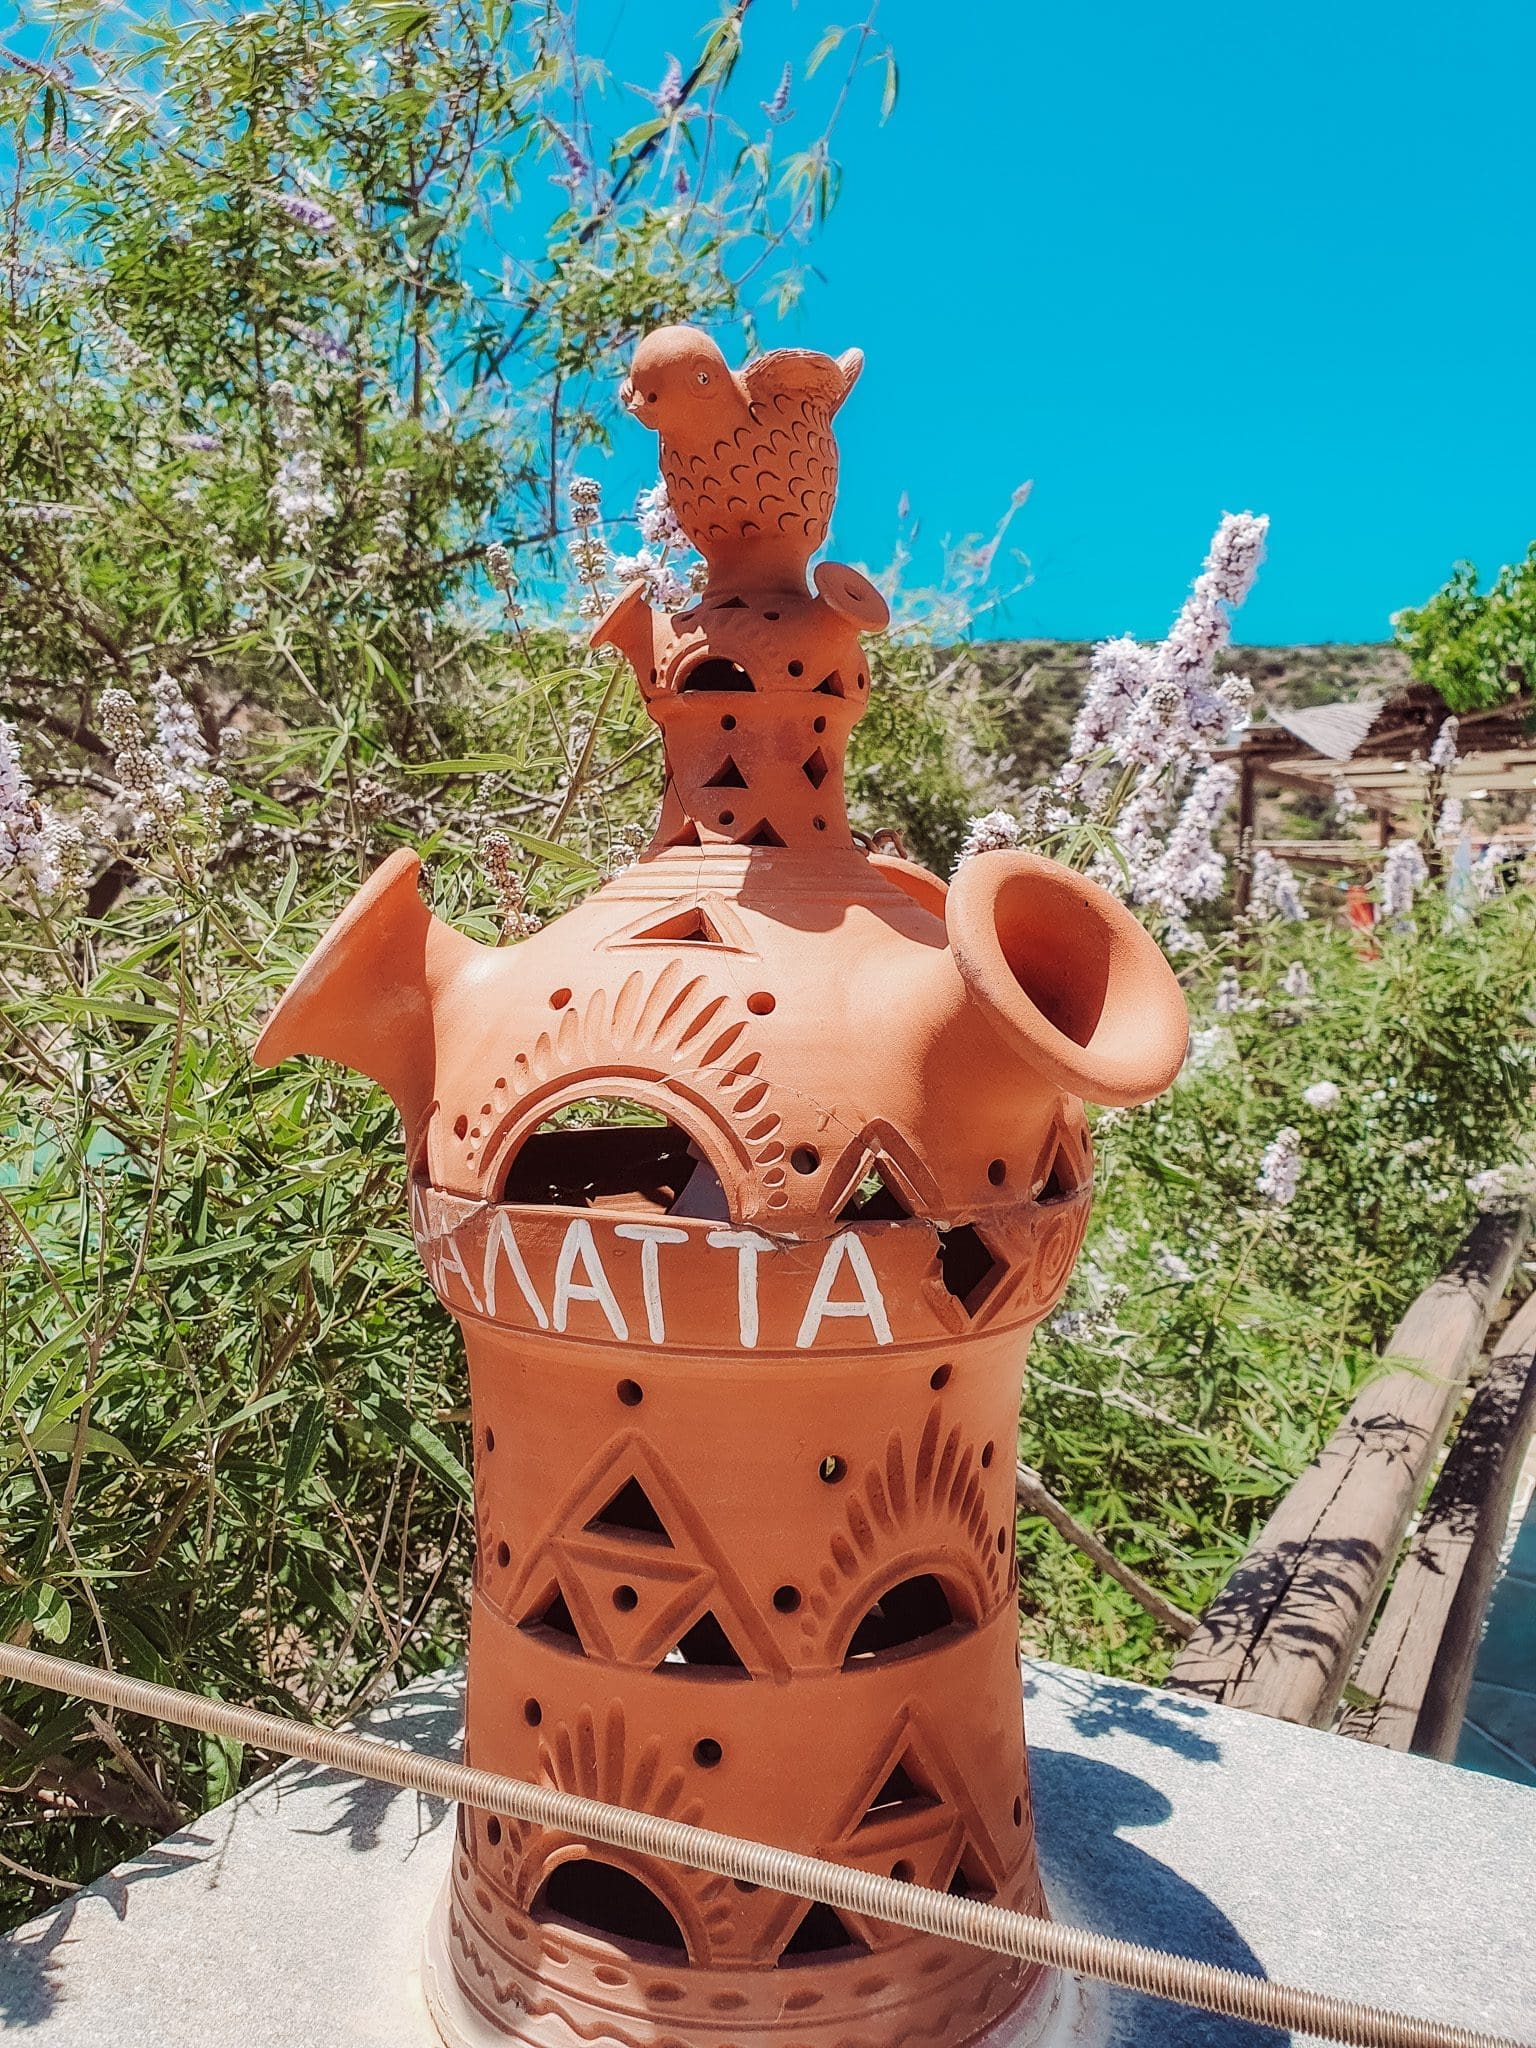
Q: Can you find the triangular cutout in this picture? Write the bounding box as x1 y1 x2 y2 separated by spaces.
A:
838 1166 912 1224
705 756 748 789
946 1858 994 1901
660 1608 749 1672
742 819 787 848
802 748 830 789
1039 1143 1074 1203
860 1756 938 1822
710 595 748 610
659 817 701 848
634 906 725 945
812 671 846 697
522 1588 586 1652
585 1477 672 1544
777 1902 868 1963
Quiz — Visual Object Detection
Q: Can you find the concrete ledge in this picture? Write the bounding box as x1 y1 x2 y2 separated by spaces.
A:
1 1662 1531 2046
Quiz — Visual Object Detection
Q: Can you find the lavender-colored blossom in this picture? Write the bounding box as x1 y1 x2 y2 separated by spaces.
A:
653 54 686 113
1142 763 1237 914
3 500 83 525
1153 1245 1195 1284
548 120 590 191
277 318 351 365
1184 1023 1236 1072
1256 1126 1302 1208
650 564 691 612
1380 838 1429 919
1214 966 1242 1015
1332 783 1366 822
1249 849 1306 922
1283 961 1312 999
1065 634 1155 763
635 478 685 550
271 445 336 552
172 431 222 453
271 190 338 236
1474 837 1517 898
1435 795 1464 845
1428 716 1459 772
953 809 1024 869
150 672 210 786
762 62 793 122
0 718 69 892
1303 1080 1341 1111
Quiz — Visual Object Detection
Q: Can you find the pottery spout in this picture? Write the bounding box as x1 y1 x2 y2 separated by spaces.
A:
942 849 1189 1109
252 847 480 1156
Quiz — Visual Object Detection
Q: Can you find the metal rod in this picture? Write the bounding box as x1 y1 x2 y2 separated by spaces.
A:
0 1643 1524 2048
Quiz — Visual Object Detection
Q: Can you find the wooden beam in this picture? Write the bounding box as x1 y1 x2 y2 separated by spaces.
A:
1166 1206 1528 1727
1337 1288 1536 1757
1254 839 1384 865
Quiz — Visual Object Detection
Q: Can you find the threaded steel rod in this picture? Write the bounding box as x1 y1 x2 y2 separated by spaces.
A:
0 1644 1525 2048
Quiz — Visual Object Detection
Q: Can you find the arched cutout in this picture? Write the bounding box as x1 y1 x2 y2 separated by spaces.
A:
499 1099 731 1221
843 1575 964 1666
776 1902 868 1965
679 657 755 692
534 1857 688 1954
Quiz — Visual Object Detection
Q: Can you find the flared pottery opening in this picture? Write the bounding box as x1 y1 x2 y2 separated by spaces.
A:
946 852 1189 1108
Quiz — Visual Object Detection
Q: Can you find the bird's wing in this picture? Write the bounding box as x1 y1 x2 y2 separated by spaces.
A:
741 346 863 416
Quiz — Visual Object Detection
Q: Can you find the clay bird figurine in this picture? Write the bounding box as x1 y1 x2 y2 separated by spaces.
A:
619 325 863 591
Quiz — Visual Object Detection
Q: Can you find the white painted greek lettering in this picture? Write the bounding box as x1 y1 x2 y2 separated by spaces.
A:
795 1233 893 1348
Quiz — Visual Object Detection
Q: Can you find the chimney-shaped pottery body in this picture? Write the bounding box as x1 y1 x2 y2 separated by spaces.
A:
254 327 1188 2048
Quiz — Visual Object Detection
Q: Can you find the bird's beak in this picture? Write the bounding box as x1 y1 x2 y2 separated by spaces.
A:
619 378 643 416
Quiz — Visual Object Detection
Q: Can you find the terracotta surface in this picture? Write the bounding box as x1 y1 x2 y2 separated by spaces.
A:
253 325 1188 2048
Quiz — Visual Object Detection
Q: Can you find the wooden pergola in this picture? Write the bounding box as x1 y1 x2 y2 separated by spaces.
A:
1221 682 1535 906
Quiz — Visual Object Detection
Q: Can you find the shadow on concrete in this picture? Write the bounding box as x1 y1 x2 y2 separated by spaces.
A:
0 1678 464 2026
1031 1750 1289 2048
0 1837 213 2029
1027 1664 1224 1764
286 1678 462 1855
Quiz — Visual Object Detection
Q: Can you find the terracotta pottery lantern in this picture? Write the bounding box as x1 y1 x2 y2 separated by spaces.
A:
253 326 1188 2048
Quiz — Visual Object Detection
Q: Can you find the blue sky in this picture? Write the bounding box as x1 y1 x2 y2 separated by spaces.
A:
587 0 1536 645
